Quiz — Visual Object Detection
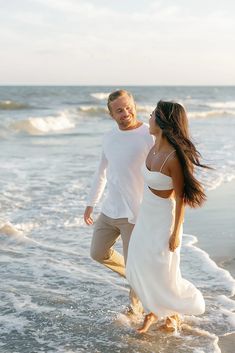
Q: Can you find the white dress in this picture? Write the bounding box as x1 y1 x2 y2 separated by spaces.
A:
126 158 205 319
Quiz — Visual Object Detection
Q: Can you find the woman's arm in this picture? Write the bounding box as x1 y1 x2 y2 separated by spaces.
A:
168 157 185 252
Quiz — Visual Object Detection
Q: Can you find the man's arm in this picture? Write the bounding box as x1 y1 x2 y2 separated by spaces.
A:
83 152 108 225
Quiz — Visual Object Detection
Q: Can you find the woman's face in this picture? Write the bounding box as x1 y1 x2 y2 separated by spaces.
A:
149 109 162 136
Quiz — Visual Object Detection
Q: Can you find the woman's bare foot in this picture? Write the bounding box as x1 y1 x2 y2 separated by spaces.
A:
159 315 180 332
137 313 157 333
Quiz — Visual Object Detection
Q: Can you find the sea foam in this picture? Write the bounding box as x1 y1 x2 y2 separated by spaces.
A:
188 109 235 119
90 92 110 100
11 112 75 135
206 101 235 109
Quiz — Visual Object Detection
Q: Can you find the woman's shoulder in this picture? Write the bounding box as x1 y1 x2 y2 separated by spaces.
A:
167 153 183 177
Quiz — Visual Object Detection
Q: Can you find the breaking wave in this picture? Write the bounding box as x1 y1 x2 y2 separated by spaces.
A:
0 100 31 110
90 92 110 100
11 112 75 135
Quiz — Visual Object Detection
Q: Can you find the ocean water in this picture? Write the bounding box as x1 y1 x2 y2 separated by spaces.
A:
0 86 235 353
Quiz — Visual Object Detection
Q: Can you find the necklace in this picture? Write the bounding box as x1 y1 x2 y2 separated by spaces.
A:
152 148 175 156
152 147 159 156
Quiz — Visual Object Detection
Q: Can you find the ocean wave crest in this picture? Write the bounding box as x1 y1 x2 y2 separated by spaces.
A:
0 100 31 110
90 92 110 100
205 101 235 109
188 109 235 119
78 105 108 115
136 104 153 113
11 112 75 135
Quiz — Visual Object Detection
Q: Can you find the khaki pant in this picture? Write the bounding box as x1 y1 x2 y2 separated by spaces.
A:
90 213 142 313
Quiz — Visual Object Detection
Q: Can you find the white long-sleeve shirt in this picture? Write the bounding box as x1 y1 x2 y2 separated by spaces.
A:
87 123 154 224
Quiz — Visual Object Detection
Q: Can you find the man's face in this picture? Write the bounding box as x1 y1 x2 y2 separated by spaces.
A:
109 94 137 130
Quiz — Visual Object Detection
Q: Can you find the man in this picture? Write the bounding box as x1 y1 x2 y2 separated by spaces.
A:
83 89 154 313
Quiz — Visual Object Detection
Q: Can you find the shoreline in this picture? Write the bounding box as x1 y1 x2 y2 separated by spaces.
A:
185 179 235 277
185 179 235 353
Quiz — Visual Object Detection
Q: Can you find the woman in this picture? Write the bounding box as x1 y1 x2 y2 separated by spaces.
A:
126 100 208 333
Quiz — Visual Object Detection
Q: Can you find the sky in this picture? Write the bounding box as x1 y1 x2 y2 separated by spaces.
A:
1 0 235 85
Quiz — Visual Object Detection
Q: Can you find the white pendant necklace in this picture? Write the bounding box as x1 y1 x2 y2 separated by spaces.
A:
153 148 159 156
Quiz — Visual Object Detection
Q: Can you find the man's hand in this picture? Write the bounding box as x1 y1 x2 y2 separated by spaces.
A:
83 206 94 225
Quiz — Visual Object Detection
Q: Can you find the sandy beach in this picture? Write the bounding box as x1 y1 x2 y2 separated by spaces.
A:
185 179 235 352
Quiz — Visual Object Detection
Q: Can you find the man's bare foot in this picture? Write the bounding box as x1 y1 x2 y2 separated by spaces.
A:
137 313 157 333
159 315 180 332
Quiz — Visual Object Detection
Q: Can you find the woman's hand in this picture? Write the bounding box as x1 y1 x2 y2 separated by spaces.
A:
169 233 180 252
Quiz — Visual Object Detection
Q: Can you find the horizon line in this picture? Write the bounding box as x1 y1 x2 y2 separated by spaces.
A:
0 84 235 87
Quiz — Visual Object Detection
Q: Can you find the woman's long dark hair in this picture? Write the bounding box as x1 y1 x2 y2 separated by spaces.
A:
155 100 210 208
